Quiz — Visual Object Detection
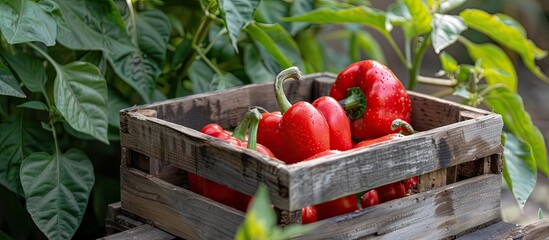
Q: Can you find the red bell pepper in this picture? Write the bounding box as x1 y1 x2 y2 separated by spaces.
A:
301 205 318 224
270 66 352 163
189 108 272 212
360 189 379 208
329 60 412 140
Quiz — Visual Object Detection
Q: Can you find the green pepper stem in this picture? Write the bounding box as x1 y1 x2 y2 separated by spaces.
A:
390 119 415 136
275 66 302 114
338 87 367 120
246 108 262 151
232 108 263 150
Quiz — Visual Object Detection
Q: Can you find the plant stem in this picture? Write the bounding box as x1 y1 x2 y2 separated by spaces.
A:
404 35 412 68
194 45 223 76
382 32 409 69
126 0 139 47
181 8 212 77
407 35 432 90
203 28 227 54
480 83 508 97
275 67 302 114
417 75 457 86
432 88 454 98
28 43 60 73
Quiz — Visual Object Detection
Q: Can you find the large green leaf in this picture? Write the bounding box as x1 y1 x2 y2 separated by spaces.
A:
245 22 304 71
136 9 171 67
0 0 57 46
484 87 549 176
210 73 244 91
1 50 47 93
218 0 261 52
386 2 415 39
297 29 325 73
53 0 159 103
502 132 537 212
438 0 468 13
439 51 458 74
460 9 549 82
188 60 214 94
463 41 517 93
403 0 432 36
107 89 131 128
282 6 390 34
0 121 52 197
0 58 25 98
53 61 109 144
243 44 275 84
288 0 314 35
431 14 466 53
349 30 386 64
20 149 95 240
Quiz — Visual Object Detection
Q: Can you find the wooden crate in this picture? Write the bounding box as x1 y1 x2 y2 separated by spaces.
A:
119 73 504 239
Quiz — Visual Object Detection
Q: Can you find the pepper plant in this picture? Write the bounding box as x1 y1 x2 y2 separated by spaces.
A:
0 0 547 239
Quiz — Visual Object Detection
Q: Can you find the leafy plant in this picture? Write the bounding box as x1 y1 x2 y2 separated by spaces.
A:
0 0 547 239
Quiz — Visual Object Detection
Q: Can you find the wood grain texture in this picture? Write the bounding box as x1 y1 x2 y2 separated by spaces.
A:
294 174 501 240
120 167 244 240
99 224 177 240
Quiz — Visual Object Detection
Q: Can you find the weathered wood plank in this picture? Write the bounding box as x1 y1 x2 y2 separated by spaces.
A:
286 114 503 210
98 224 177 240
295 174 501 240
120 167 245 240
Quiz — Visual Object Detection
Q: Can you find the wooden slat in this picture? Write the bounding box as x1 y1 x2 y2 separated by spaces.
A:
295 174 501 239
120 167 245 240
98 224 177 240
286 114 503 210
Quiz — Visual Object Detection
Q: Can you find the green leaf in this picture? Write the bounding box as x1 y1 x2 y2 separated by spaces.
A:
188 60 214 94
0 121 52 197
235 184 314 239
462 41 517 92
460 9 549 82
53 61 109 144
438 0 468 13
0 0 57 46
452 85 470 99
297 29 325 72
20 149 95 240
403 0 432 36
502 132 537 212
53 0 159 103
484 87 549 176
171 39 192 70
539 208 545 220
243 44 275 84
254 0 288 24
349 30 387 64
0 58 25 98
439 51 458 73
80 51 108 76
431 14 466 53
1 50 47 93
289 0 314 35
17 101 48 111
107 89 131 128
282 6 391 34
386 2 415 39
211 73 243 91
218 0 261 52
245 22 304 71
136 9 171 66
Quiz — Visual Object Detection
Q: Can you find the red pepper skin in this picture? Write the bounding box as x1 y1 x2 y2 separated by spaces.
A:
274 67 331 163
405 176 418 192
257 112 295 161
330 60 412 140
301 205 318 224
376 182 406 203
354 133 404 148
312 96 353 151
360 189 379 208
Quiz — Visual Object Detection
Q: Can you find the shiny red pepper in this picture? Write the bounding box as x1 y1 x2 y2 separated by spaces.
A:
301 205 318 224
329 60 412 140
269 66 352 163
189 108 273 212
360 189 379 208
